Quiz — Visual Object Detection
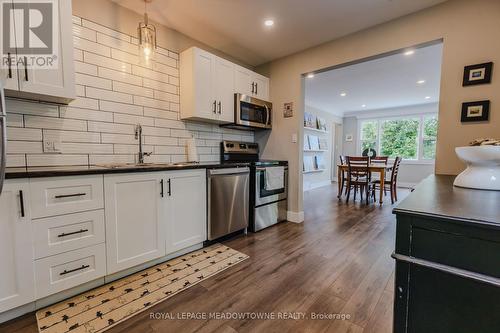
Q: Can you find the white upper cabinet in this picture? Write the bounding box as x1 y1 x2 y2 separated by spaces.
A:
234 65 269 101
166 170 207 253
214 57 235 123
104 172 167 274
180 47 269 124
0 180 35 313
3 0 75 104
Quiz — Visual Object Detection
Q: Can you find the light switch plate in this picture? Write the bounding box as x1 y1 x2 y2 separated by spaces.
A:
292 133 298 143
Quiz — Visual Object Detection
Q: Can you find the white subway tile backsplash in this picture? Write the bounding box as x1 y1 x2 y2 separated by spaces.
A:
27 154 89 167
5 16 254 168
69 96 99 110
100 100 143 116
7 141 43 154
113 81 153 98
60 106 113 122
84 52 132 73
74 36 111 57
72 24 96 42
44 130 101 143
25 116 87 131
86 87 133 104
75 73 112 90
113 113 154 127
7 128 43 141
82 19 130 42
98 67 142 86
6 155 26 167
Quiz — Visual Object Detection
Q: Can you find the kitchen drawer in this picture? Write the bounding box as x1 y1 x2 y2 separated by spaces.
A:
33 210 105 259
34 243 106 299
411 226 500 277
30 175 104 218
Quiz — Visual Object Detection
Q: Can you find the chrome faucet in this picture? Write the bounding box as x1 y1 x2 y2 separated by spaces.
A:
135 124 152 164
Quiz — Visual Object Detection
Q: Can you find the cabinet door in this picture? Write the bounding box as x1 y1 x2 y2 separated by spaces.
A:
253 73 269 101
167 170 207 253
0 180 35 313
193 48 217 120
213 57 235 123
2 1 19 91
16 0 75 102
105 173 167 274
234 66 253 96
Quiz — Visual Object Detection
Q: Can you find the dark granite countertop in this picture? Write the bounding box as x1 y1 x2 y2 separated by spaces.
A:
393 175 500 226
5 162 251 179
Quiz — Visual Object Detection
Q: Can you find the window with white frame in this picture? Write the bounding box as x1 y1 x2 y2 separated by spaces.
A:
358 114 438 162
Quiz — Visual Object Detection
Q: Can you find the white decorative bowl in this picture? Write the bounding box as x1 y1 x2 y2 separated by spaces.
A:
454 146 500 190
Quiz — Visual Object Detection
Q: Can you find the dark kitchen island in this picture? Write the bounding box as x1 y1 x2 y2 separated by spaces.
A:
392 175 500 333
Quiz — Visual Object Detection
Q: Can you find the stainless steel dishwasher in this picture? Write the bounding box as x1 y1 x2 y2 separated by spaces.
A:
207 167 250 241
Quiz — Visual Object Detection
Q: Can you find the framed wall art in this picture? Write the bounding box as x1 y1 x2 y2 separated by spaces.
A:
463 62 493 86
461 100 490 122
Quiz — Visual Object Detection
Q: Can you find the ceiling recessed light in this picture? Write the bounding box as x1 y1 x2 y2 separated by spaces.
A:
425 96 431 99
361 104 366 108
404 50 415 56
417 80 426 84
307 73 315 79
264 19 274 27
340 92 347 97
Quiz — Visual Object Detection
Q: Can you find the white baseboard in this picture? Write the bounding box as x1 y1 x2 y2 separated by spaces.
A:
303 180 332 191
287 211 304 223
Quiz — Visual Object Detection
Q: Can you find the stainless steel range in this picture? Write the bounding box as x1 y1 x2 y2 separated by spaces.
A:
221 141 288 232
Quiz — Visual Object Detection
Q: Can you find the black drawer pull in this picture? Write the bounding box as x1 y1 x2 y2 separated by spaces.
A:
19 190 25 217
54 193 86 199
160 179 164 198
57 229 89 238
167 179 172 196
60 264 90 276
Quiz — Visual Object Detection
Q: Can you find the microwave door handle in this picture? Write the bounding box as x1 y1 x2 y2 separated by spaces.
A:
264 105 270 126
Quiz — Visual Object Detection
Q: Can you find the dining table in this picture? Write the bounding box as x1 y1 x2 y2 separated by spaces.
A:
337 163 393 204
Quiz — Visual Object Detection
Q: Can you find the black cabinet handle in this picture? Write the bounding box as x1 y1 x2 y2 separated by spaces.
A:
57 229 89 238
160 179 164 197
7 53 12 79
255 83 258 95
213 100 217 113
251 82 255 94
24 56 28 81
60 265 90 276
218 101 222 114
167 179 171 196
19 190 25 217
54 193 86 199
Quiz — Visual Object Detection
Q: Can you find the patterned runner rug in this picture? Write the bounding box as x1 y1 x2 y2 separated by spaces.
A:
36 244 248 333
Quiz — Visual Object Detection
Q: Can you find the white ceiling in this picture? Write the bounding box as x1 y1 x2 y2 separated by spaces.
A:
111 0 448 66
305 43 444 116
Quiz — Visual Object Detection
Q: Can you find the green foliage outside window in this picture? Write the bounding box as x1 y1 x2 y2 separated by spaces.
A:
380 119 419 159
423 115 438 159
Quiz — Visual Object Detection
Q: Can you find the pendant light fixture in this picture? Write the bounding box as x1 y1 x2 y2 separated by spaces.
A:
138 0 156 62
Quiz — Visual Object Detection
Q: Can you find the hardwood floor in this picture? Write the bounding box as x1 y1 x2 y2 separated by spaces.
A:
1 184 404 333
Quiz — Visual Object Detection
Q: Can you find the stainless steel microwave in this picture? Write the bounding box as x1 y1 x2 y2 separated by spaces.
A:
232 93 272 130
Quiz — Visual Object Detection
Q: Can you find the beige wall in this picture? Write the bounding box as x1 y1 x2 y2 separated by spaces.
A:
72 0 252 68
257 0 500 215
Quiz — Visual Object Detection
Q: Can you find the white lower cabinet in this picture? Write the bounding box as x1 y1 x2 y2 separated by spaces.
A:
167 170 207 253
104 172 167 274
34 244 106 299
0 180 35 313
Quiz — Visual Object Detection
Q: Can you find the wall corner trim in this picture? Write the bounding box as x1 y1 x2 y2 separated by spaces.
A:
287 211 305 223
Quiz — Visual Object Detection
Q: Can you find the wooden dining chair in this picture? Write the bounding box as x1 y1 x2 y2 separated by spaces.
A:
371 157 402 204
346 156 371 204
370 156 389 193
339 155 348 197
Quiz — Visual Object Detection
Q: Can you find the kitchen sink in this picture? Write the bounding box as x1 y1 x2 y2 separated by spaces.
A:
95 163 173 169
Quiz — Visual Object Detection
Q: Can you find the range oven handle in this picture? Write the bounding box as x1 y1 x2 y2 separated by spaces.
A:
209 167 250 176
256 166 288 172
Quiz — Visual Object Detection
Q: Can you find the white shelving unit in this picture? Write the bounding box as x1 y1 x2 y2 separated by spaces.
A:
304 127 329 134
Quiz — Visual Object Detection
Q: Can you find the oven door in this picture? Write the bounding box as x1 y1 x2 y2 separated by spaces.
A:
235 93 272 129
255 167 288 206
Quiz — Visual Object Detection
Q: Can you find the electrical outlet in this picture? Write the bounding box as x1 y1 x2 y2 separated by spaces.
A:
43 139 62 153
